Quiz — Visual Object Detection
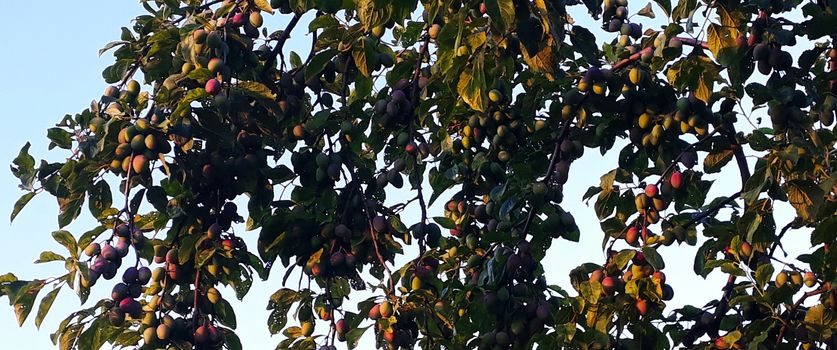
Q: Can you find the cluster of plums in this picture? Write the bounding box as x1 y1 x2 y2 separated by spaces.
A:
595 250 675 313
111 117 171 176
469 242 552 349
603 0 642 48
84 223 147 287
374 79 419 129
366 300 419 348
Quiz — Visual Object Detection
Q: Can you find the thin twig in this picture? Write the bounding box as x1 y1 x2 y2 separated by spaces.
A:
775 287 826 346
768 221 794 257
260 12 303 82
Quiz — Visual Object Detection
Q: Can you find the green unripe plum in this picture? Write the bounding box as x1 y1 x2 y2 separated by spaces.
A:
89 117 106 133
130 134 146 152
206 31 223 48
488 89 503 103
126 80 140 96
135 118 150 133
181 62 194 74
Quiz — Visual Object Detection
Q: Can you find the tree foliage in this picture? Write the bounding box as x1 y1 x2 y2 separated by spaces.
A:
4 0 837 349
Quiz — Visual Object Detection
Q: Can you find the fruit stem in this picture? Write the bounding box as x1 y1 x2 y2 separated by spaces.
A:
192 269 201 332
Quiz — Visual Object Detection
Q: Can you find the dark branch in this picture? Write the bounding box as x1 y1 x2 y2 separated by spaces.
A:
260 12 303 83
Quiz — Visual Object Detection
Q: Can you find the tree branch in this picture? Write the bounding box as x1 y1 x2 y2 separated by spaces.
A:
682 192 741 229
260 12 302 83
656 128 718 186
520 95 588 236
776 287 826 346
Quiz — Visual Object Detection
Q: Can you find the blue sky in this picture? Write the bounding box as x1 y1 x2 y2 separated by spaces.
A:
0 2 814 349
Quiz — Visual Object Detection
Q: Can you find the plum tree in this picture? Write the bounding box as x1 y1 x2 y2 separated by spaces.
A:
2 0 836 350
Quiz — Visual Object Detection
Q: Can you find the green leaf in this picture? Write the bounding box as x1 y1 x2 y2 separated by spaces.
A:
613 250 637 270
113 330 141 347
641 247 665 270
352 37 377 78
309 15 338 32
47 128 73 150
11 192 36 223
671 0 696 22
11 142 36 190
57 193 84 228
35 251 65 264
6 280 44 326
235 81 276 100
289 51 302 69
78 226 107 253
579 280 602 304
784 180 824 222
804 13 837 40
305 49 338 81
52 231 78 258
98 41 126 56
706 24 740 67
754 263 773 290
346 325 370 349
35 287 60 329
803 303 828 325
88 180 112 219
102 59 133 84
195 247 216 267
432 217 456 230
267 288 299 334
457 54 487 112
356 0 389 31
224 330 242 350
215 299 237 329
812 216 837 246
741 165 770 205
569 26 599 67
484 0 515 33
666 55 723 104
172 88 209 120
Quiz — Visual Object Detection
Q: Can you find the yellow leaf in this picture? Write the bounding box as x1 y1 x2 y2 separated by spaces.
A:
253 0 274 13
522 36 557 80
707 25 735 58
457 55 487 112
